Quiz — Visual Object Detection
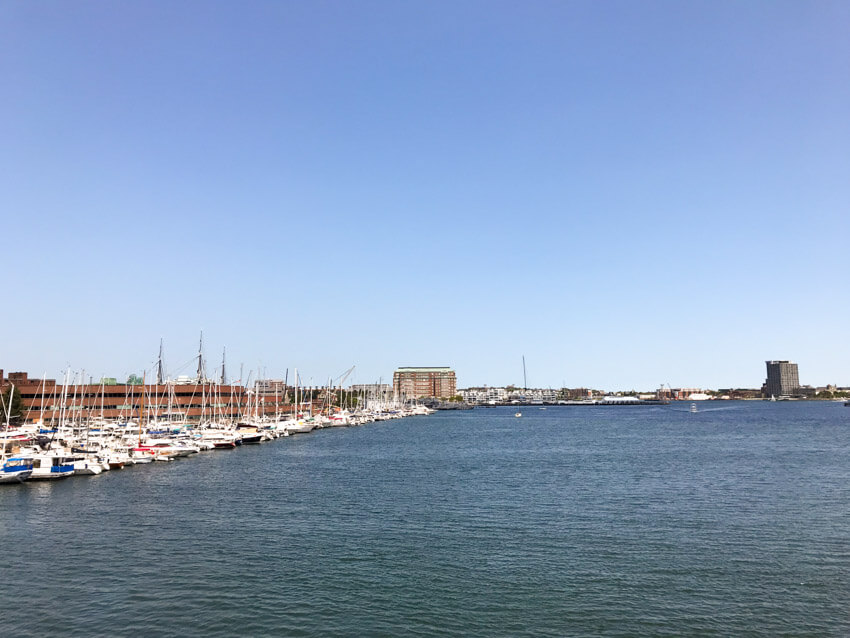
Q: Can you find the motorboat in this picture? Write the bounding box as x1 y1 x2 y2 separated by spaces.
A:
30 453 75 480
283 419 315 435
73 455 104 475
1 454 34 483
235 424 263 444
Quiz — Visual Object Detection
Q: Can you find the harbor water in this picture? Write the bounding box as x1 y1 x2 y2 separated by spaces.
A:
3 402 849 636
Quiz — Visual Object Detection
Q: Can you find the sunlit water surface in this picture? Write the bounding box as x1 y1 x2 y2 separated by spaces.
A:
3 402 849 636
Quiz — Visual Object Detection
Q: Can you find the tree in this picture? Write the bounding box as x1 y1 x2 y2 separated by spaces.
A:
127 374 144 385
1 385 23 425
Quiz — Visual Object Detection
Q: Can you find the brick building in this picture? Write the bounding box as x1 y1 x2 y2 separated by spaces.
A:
1 370 285 423
393 367 457 399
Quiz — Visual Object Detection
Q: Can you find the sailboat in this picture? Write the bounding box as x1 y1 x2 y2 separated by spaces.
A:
1 384 34 484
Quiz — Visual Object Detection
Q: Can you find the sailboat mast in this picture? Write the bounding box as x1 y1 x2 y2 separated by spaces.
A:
156 338 165 385
197 331 205 383
2 383 14 454
138 372 146 446
522 355 527 391
220 347 227 385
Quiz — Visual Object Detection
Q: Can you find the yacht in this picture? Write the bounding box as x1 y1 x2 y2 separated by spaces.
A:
30 453 76 480
283 418 315 435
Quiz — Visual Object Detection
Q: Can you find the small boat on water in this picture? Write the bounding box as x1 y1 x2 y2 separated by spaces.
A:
515 412 522 418
690 403 698 413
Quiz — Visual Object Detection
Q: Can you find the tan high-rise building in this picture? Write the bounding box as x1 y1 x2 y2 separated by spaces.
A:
393 367 456 398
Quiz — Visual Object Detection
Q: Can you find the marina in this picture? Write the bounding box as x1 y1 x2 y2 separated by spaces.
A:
1 377 436 486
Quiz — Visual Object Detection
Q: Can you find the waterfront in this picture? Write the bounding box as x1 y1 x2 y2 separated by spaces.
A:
3 402 849 636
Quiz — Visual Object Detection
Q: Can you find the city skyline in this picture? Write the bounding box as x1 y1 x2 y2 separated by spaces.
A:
2 2 848 389
1 350 841 394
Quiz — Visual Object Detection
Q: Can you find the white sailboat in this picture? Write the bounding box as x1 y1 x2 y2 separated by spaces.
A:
1 384 34 484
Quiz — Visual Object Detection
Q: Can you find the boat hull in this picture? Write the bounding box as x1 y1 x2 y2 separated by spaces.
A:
0 469 33 483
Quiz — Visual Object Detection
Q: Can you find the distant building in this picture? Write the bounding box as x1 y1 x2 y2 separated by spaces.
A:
255 379 291 396
657 387 705 401
506 387 558 403
563 387 595 400
459 387 508 404
717 388 762 400
349 383 392 396
393 367 456 398
764 360 800 397
1 369 280 423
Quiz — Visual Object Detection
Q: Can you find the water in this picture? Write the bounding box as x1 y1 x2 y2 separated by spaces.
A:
3 402 849 636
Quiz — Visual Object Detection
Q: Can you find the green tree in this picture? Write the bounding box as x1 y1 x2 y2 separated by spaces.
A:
127 374 144 385
1 385 23 424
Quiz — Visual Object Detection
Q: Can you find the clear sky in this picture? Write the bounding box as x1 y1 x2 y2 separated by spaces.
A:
1 1 848 390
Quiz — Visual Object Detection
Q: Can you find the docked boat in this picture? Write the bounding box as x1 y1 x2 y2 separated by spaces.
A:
1 454 35 483
1 382 35 483
235 424 263 444
30 453 76 480
129 448 155 464
73 455 104 475
200 429 241 449
283 419 315 435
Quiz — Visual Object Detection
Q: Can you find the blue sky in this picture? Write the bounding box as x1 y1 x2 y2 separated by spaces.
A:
1 1 848 390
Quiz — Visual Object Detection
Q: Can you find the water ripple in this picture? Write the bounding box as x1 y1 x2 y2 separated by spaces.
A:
2 403 850 636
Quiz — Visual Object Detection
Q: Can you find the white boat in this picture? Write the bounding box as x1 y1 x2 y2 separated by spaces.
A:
30 453 76 480
73 456 104 475
199 429 241 449
234 425 263 444
143 439 198 457
1 454 34 483
1 382 34 483
690 403 698 413
283 418 315 435
515 412 522 418
129 448 154 463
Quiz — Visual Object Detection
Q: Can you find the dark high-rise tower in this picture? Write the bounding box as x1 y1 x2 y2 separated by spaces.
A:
765 360 800 397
